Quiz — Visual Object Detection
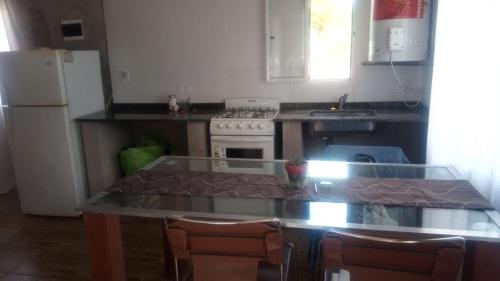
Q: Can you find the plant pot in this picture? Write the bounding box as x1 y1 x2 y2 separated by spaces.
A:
285 163 308 189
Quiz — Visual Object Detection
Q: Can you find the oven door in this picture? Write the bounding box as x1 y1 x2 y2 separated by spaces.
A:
210 135 275 174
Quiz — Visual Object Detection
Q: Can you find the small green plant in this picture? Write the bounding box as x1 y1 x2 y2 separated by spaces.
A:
285 156 308 189
286 156 306 166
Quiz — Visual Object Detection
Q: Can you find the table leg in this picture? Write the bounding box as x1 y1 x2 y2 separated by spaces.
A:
84 213 126 281
187 121 209 157
463 240 500 281
282 121 303 160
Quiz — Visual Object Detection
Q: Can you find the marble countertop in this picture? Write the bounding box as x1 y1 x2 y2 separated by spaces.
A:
277 109 427 122
77 103 428 123
76 110 215 122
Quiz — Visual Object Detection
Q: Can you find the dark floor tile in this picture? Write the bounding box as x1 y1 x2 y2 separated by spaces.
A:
0 274 36 281
0 259 23 274
0 191 314 281
12 250 90 280
0 242 45 270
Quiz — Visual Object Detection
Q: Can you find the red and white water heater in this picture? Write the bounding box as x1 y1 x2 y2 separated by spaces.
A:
369 0 431 62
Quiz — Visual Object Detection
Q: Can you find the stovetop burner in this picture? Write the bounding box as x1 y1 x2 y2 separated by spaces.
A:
210 99 279 136
213 107 278 119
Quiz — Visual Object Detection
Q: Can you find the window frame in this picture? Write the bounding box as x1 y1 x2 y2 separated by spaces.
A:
265 0 354 82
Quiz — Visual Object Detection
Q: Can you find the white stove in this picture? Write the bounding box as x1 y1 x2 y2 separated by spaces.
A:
210 98 279 136
210 98 279 163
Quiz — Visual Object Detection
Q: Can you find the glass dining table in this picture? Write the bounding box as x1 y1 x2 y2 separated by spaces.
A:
78 156 500 281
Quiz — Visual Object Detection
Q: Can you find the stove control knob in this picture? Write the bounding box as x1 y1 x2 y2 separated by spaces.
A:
237 123 245 129
217 123 224 129
258 123 265 129
249 123 257 129
225 123 233 129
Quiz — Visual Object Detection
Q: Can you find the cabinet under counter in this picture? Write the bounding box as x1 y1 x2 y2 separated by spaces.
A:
77 111 213 195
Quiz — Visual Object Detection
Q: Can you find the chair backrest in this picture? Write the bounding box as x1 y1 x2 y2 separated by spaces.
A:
165 218 284 281
322 230 465 281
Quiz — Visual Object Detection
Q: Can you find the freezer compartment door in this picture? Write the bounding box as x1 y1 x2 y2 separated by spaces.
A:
0 50 68 106
7 106 84 216
63 50 105 118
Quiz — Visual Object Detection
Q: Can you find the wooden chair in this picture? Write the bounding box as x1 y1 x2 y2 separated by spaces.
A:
164 218 294 281
320 230 465 281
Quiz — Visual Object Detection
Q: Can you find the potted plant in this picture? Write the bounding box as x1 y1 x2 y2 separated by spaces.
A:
285 157 308 189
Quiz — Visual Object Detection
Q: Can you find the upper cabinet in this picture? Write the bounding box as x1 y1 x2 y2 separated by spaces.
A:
265 0 309 81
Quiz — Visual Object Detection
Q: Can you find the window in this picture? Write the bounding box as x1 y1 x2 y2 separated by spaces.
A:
0 5 10 106
266 0 353 81
0 5 10 52
310 0 352 80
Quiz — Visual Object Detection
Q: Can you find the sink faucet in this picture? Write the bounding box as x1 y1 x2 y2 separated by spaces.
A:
338 93 348 111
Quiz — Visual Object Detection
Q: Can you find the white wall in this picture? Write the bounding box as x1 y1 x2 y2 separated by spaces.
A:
104 0 431 103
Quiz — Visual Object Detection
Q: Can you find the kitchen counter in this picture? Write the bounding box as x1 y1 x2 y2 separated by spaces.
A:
77 102 427 123
76 110 215 122
77 102 429 198
78 108 216 195
277 109 427 122
278 103 429 161
78 109 427 123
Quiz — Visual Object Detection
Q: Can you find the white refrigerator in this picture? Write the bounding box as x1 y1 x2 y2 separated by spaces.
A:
0 50 105 217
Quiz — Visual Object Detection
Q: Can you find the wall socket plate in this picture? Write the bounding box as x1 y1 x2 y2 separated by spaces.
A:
119 70 131 83
389 27 405 51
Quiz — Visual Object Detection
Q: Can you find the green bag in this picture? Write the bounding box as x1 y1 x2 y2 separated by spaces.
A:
136 135 174 155
119 145 163 176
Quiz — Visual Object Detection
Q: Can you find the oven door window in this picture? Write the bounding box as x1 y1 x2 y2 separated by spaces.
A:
226 148 263 168
226 148 263 159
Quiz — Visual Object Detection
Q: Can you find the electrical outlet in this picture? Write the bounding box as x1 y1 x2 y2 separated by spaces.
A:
119 70 131 83
389 27 405 51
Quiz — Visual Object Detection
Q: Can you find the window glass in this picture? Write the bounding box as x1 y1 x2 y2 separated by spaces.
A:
310 0 352 80
0 8 10 105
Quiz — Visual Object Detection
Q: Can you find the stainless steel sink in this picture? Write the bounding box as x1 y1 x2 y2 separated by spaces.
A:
309 109 376 117
307 110 377 136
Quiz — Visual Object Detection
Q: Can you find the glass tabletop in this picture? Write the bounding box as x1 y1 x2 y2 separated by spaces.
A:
143 156 459 180
79 157 500 241
88 191 500 241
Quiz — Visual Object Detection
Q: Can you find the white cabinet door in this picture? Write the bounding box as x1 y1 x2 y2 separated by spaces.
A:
8 106 82 216
266 0 309 81
0 50 67 106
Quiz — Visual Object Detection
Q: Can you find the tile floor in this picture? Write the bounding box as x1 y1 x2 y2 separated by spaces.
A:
0 192 167 281
0 192 314 281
